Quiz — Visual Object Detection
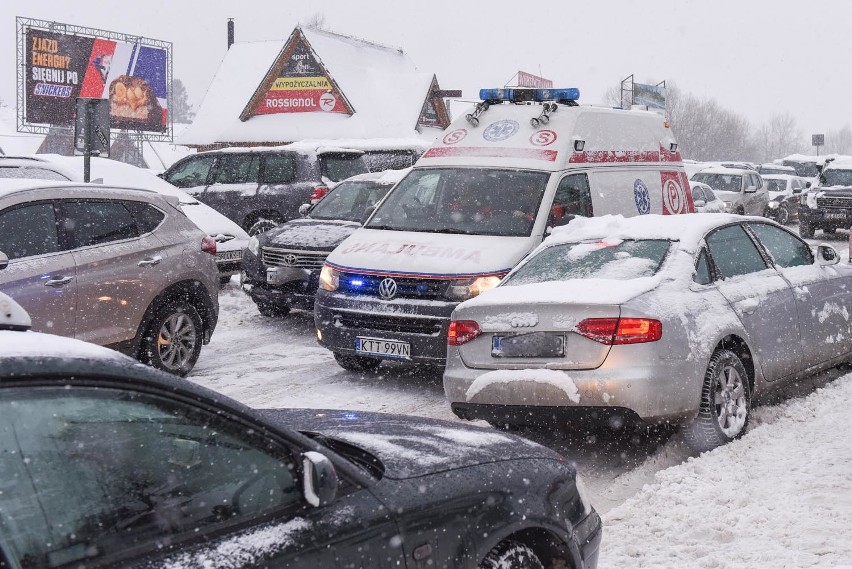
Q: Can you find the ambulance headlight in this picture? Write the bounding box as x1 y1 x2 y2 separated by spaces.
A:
247 236 260 256
446 275 503 301
319 265 340 292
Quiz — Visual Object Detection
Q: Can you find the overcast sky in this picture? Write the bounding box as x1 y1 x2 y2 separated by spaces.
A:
3 0 850 143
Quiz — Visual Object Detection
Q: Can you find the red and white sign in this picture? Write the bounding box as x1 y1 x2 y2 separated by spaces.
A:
256 88 348 115
660 171 694 214
530 130 557 146
442 128 468 145
319 92 337 112
517 70 553 89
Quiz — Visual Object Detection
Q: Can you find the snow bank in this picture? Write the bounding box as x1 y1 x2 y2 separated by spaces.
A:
600 375 852 568
465 369 580 402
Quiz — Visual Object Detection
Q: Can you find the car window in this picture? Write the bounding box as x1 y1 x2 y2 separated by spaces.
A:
704 187 718 201
364 151 416 172
319 154 369 182
748 223 812 268
705 224 768 279
0 386 301 568
553 173 593 218
691 186 706 202
0 203 60 259
503 239 671 286
61 200 139 247
163 156 215 188
124 201 166 234
311 181 392 222
261 154 297 184
694 249 712 285
692 173 743 193
0 166 71 181
821 168 852 187
213 154 261 185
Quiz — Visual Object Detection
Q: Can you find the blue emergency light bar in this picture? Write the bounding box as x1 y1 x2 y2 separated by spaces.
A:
479 87 580 103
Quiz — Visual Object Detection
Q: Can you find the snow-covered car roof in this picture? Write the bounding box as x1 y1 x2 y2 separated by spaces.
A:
823 157 852 169
761 174 799 181
202 143 364 156
341 167 411 185
759 163 796 172
0 179 156 201
689 180 713 190
694 166 754 176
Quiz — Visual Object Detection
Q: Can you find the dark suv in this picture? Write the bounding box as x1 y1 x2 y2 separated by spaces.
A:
161 147 369 235
799 163 852 238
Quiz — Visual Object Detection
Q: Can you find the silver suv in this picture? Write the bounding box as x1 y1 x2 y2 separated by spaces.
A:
0 180 219 375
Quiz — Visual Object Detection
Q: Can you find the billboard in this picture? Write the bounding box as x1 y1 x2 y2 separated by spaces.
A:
252 33 352 116
633 83 667 111
19 18 171 134
517 70 553 89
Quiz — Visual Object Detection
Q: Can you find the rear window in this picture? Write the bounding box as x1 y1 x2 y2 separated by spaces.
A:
503 240 671 286
319 154 368 182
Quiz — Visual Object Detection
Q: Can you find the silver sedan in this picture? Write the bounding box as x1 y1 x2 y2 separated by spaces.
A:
444 214 852 452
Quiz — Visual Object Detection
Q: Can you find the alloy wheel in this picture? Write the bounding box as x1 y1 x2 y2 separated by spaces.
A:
713 365 748 437
157 312 198 371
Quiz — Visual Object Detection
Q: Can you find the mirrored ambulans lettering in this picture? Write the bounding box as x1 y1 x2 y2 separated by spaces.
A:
340 242 481 263
660 171 693 214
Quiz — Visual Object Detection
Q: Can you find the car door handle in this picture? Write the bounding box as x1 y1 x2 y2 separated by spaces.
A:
44 276 73 288
735 298 760 315
138 256 162 267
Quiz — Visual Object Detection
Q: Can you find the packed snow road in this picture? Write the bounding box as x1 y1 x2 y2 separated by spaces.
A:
191 225 849 516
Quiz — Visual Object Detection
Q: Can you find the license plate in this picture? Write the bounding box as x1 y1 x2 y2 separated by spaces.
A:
826 212 846 220
266 268 278 284
492 332 565 358
217 250 242 261
356 337 411 358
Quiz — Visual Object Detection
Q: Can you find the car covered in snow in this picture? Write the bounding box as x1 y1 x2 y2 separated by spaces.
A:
691 166 769 215
762 174 809 225
689 181 726 213
242 169 406 316
443 213 852 452
0 291 601 569
0 154 250 283
798 158 852 238
160 143 369 236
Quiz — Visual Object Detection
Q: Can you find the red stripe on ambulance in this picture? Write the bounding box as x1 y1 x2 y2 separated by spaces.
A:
423 147 558 161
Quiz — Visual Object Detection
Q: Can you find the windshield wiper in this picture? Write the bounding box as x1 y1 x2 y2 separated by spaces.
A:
365 224 403 231
422 227 477 235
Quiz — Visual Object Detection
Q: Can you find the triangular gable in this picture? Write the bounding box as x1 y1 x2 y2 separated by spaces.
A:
417 75 451 130
240 27 354 121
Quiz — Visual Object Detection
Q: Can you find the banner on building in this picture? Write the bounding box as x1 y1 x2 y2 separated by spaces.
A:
517 70 553 89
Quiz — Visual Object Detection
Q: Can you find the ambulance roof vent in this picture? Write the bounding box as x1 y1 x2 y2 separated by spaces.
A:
479 88 580 106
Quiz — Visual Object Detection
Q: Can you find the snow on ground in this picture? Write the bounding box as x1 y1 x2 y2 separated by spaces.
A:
600 374 852 568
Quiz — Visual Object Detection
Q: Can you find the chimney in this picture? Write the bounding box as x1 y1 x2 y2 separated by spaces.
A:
227 18 235 49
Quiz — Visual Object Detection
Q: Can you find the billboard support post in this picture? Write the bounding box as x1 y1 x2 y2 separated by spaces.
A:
84 101 92 182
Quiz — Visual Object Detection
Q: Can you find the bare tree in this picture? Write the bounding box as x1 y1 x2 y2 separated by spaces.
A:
304 12 327 30
754 113 803 163
825 125 852 155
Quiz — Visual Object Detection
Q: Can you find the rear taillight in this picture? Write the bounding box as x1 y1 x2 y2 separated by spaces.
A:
576 318 662 345
447 320 481 346
201 235 217 255
311 185 330 202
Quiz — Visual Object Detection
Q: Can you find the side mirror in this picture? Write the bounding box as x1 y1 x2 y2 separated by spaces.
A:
806 181 812 188
302 451 338 508
360 205 376 225
0 251 8 271
298 203 311 217
744 185 757 193
693 199 706 208
817 244 840 266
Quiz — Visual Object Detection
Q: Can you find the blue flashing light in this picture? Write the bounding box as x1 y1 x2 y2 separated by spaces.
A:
535 88 580 101
479 87 580 104
349 279 365 287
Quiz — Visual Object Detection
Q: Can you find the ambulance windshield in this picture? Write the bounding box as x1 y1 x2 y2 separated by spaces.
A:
366 168 549 237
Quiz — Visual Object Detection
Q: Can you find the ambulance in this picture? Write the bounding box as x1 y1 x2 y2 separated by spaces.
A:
314 87 693 370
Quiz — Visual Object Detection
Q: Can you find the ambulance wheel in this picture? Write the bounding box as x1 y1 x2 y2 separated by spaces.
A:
334 352 382 372
777 204 790 225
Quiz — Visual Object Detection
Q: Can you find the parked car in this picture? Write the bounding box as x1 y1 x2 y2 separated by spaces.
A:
0 180 219 375
757 163 797 176
691 166 769 215
690 181 726 213
0 155 249 283
160 144 369 236
0 291 602 569
762 174 809 225
242 169 407 316
799 158 852 238
444 213 852 453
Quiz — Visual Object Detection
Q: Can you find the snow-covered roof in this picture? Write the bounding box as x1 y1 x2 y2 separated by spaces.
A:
179 27 444 147
695 166 750 176
344 167 412 185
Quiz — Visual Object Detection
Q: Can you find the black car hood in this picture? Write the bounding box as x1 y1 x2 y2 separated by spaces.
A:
263 219 361 251
256 408 557 479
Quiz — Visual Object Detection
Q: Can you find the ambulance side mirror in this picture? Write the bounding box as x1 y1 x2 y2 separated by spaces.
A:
693 199 706 208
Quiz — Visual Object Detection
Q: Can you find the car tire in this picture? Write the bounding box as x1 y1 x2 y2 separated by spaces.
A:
799 220 815 238
735 206 745 216
140 300 204 377
255 301 290 317
777 204 790 225
334 352 382 372
248 218 279 236
683 349 751 453
480 541 544 569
